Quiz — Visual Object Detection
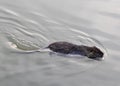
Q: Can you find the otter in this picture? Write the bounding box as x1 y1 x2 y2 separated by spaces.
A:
47 41 104 60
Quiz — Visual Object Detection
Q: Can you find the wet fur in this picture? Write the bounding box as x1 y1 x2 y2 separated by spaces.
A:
47 42 104 60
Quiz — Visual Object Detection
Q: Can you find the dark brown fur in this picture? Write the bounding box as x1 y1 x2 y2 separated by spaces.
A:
47 41 104 60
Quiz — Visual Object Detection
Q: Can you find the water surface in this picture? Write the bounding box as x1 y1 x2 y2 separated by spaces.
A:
0 0 119 86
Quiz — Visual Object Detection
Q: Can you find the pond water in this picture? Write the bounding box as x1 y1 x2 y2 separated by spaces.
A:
0 0 120 86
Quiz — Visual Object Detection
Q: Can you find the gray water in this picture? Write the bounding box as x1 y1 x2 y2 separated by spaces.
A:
0 0 120 86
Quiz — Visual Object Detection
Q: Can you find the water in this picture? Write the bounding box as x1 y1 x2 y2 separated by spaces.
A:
0 0 119 86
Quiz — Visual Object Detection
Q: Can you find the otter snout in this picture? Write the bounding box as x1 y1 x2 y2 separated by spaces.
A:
87 46 104 60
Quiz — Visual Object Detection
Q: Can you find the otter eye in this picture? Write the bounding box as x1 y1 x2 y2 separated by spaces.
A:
90 50 93 52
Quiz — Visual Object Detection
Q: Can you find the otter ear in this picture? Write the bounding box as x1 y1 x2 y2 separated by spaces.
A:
93 46 97 48
93 46 98 49
92 46 99 52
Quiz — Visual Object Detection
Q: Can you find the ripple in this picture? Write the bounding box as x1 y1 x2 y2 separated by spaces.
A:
0 6 107 77
0 7 49 51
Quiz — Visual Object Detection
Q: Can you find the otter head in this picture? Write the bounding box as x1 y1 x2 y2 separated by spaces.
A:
87 46 104 60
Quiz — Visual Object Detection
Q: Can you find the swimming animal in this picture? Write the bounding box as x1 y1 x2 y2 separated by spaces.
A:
47 41 104 60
